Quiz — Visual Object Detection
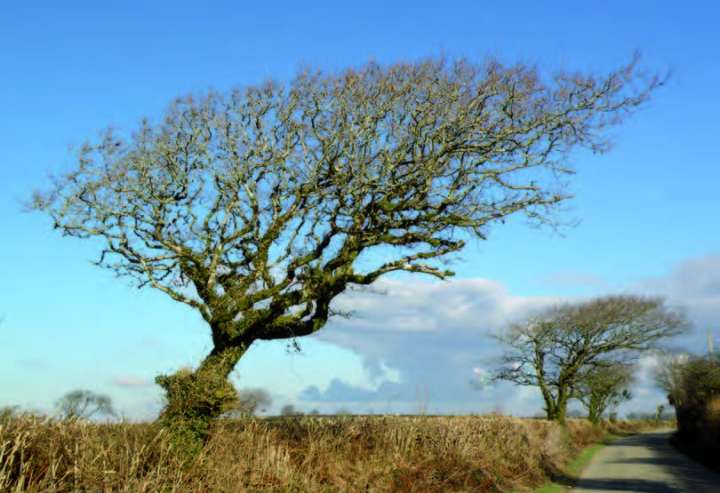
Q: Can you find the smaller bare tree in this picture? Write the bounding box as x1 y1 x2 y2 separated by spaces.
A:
495 295 688 423
576 362 633 424
56 389 115 420
234 388 272 416
280 404 302 416
654 351 691 407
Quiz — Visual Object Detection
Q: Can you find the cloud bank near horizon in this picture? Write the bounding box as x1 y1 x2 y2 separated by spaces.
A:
294 254 720 416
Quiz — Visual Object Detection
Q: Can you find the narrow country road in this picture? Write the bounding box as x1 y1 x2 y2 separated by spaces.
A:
570 430 720 492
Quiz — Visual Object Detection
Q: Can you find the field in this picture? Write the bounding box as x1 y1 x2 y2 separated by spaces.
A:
0 412 658 493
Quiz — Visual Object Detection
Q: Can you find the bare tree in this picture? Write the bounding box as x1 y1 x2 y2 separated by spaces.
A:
495 296 687 423
31 55 662 438
55 389 115 420
280 404 301 416
576 362 633 424
234 387 272 416
654 351 691 406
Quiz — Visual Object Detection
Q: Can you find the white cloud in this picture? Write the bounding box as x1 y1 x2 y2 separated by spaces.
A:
111 376 153 388
635 254 720 353
638 254 720 322
328 277 558 336
298 277 561 415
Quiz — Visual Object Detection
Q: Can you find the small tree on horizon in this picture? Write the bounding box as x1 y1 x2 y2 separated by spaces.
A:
55 389 115 420
228 387 272 416
280 404 302 417
495 296 688 423
654 350 692 407
31 55 662 441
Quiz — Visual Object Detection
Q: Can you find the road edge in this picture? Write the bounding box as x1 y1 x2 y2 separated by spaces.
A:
527 433 621 493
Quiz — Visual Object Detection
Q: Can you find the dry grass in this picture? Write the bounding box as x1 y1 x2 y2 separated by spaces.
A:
0 412 655 493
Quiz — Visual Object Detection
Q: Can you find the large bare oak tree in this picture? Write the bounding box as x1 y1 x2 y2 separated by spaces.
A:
495 296 688 423
32 56 661 436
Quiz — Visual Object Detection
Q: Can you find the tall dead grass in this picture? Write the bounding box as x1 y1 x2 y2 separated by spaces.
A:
0 413 651 493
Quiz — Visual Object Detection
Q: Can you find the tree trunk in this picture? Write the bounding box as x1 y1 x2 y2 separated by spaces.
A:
555 402 568 424
556 391 570 424
155 339 251 444
544 401 557 420
587 394 603 424
546 389 569 424
539 381 558 421
546 403 567 423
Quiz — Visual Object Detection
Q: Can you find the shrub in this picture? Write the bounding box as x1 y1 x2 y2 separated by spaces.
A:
661 354 720 468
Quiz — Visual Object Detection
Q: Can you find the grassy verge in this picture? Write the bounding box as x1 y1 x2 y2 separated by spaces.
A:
527 434 620 493
0 413 658 493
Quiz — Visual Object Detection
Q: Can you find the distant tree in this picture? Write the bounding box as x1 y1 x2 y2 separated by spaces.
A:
280 404 302 417
0 405 20 421
55 389 115 420
655 404 666 421
576 362 634 424
238 389 272 414
228 388 272 416
31 54 662 440
659 354 720 438
654 351 691 406
308 408 320 415
495 296 687 423
0 405 46 420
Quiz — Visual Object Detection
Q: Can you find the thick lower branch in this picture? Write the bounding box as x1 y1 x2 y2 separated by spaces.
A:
198 340 252 378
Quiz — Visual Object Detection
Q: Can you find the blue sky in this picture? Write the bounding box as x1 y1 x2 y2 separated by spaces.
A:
1 1 719 418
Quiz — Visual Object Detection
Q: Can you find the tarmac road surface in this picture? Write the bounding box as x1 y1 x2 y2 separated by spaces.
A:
571 430 720 492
